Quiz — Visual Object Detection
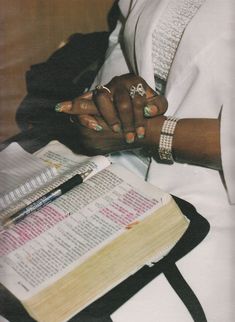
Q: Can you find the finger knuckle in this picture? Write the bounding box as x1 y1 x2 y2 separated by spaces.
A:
133 96 144 108
118 101 131 113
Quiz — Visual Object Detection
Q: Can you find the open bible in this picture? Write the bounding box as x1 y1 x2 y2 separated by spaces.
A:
0 141 189 322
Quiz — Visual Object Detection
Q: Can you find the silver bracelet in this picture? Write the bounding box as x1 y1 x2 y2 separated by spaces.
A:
158 116 179 164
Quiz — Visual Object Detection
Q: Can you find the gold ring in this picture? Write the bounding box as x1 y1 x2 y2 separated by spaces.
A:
95 85 111 94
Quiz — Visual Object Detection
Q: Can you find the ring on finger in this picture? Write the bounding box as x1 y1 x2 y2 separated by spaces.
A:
95 85 111 95
129 83 146 99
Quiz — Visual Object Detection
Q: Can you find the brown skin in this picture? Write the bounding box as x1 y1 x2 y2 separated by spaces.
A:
70 116 221 170
56 74 168 141
56 74 222 171
173 118 221 170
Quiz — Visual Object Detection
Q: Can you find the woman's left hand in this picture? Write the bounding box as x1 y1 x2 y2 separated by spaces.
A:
69 114 166 156
72 116 141 155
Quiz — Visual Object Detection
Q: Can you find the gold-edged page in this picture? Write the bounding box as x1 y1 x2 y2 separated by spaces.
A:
0 163 189 322
24 199 188 322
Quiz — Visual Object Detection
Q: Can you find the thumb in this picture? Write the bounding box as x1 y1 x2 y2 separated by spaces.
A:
144 82 168 116
144 95 168 117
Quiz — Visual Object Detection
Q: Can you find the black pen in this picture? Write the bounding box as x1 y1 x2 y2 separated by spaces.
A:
2 169 92 228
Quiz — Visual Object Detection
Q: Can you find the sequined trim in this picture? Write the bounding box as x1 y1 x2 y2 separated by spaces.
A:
152 0 205 86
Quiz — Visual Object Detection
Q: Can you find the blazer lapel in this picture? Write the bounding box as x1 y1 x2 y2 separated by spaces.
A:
122 0 170 89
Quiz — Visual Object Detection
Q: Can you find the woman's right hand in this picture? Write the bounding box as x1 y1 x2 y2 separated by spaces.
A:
55 74 167 144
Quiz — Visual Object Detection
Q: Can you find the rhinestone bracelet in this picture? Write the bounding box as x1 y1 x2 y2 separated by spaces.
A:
158 116 179 164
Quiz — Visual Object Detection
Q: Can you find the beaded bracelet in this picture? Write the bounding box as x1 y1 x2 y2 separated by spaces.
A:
158 116 178 164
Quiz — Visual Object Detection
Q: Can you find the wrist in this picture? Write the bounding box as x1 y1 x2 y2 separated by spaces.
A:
143 116 180 164
143 116 167 147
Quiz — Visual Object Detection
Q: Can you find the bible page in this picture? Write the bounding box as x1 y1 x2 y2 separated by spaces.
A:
1 141 110 219
0 163 170 301
0 143 58 211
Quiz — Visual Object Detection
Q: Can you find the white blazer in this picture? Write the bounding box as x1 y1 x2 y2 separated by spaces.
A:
92 1 235 320
93 0 235 204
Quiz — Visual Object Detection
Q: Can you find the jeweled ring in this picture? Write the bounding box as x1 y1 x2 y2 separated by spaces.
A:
95 85 111 94
129 83 146 99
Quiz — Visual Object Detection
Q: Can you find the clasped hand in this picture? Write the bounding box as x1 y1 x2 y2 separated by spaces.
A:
55 73 168 155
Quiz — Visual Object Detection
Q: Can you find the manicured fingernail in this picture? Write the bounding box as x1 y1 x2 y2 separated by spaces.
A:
96 125 103 131
55 101 72 113
89 122 103 131
55 103 63 112
136 126 145 139
144 105 158 117
112 123 121 133
125 132 135 144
